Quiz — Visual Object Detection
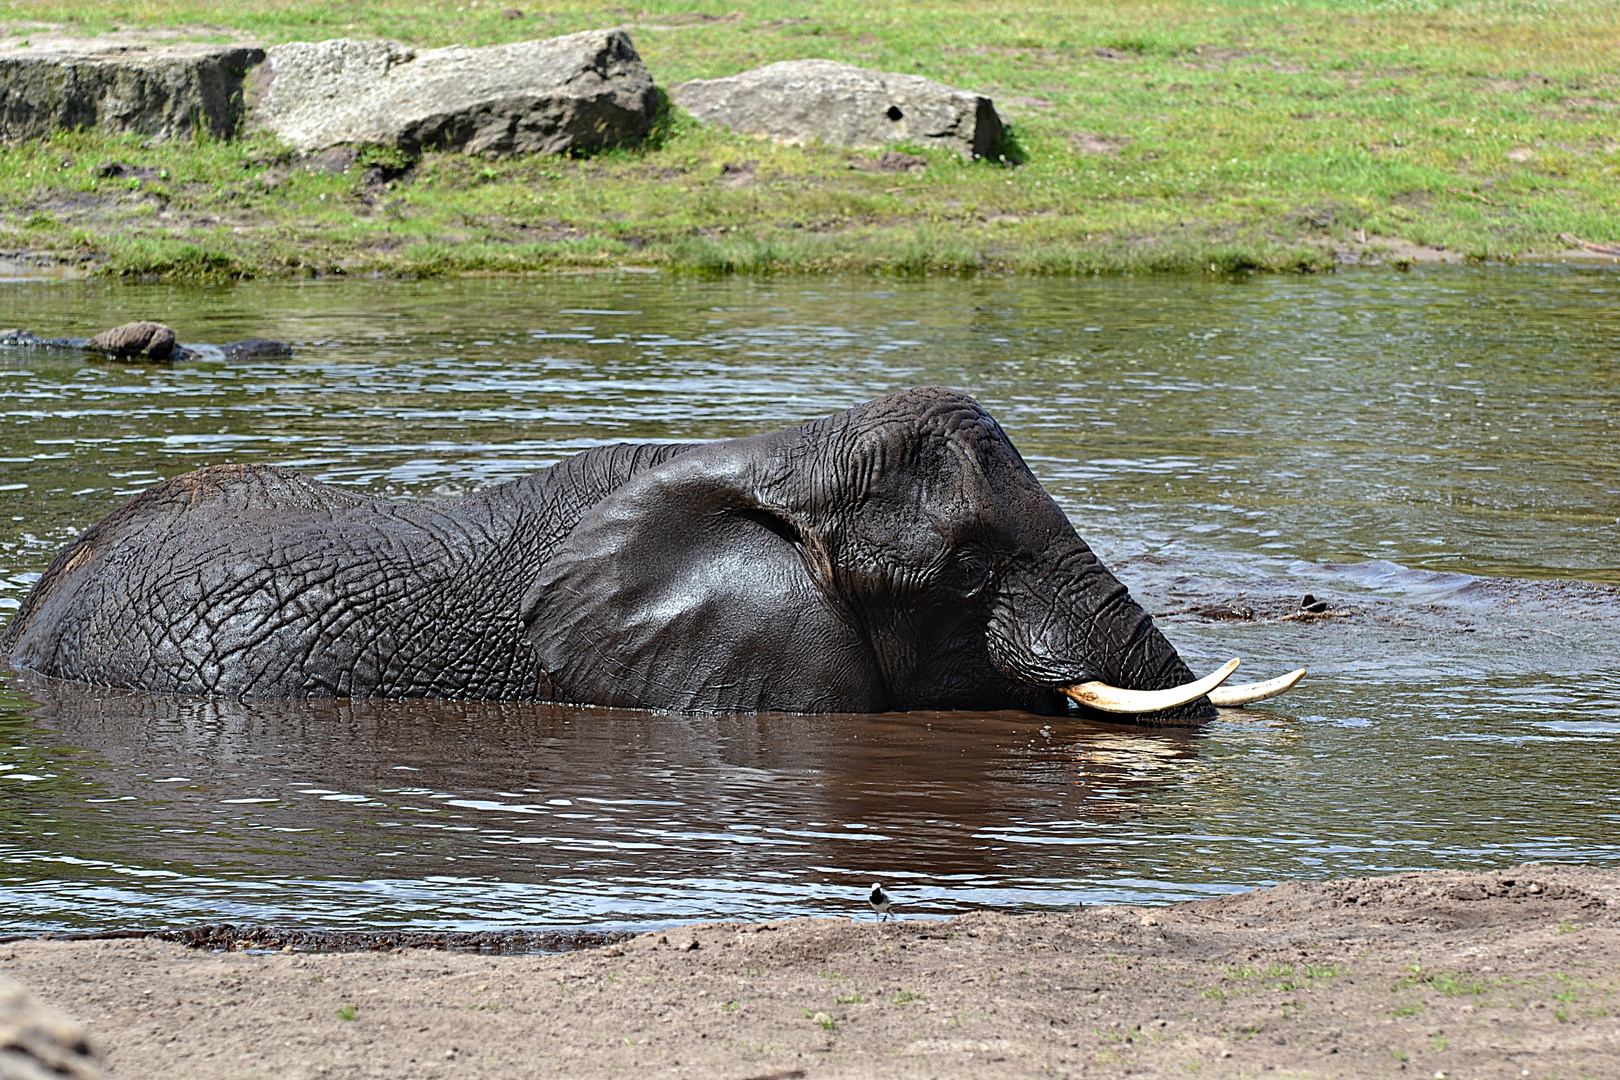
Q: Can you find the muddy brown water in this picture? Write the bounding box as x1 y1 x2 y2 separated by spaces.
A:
0 268 1616 936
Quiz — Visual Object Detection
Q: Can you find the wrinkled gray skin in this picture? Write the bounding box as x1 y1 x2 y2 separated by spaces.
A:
1 388 1214 720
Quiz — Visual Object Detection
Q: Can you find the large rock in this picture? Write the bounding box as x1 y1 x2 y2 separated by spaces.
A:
0 40 264 141
0 975 107 1080
248 28 658 156
672 59 1003 160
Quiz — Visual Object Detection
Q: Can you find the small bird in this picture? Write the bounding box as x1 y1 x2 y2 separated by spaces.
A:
868 882 893 922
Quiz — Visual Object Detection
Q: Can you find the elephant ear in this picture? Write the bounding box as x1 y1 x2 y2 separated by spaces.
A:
520 442 884 713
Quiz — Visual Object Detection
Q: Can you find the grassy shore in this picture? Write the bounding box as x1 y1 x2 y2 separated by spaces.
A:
1 0 1618 277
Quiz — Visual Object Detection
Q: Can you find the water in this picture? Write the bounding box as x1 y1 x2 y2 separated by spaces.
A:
0 268 1616 933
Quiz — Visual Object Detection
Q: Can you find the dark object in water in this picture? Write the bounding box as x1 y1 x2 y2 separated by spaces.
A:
1184 603 1256 622
220 338 296 360
0 329 88 350
1299 594 1329 613
1 327 294 363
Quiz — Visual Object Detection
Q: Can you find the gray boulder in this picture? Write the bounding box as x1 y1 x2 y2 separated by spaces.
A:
0 40 264 141
0 975 107 1080
248 28 658 156
672 59 1003 160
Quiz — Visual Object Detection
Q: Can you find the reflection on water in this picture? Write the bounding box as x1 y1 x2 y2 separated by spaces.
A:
1 267 1617 931
2 677 1211 929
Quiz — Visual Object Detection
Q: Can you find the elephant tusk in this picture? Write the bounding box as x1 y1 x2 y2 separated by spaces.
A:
1063 658 1241 714
1208 668 1307 707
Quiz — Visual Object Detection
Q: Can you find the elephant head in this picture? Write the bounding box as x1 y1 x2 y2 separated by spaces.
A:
523 387 1299 718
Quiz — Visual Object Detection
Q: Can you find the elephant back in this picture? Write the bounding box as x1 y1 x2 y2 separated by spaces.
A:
1 464 374 687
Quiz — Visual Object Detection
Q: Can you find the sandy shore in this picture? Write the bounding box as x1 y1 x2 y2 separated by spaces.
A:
2 865 1617 1079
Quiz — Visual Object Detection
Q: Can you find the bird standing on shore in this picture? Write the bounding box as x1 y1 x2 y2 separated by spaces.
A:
868 882 892 921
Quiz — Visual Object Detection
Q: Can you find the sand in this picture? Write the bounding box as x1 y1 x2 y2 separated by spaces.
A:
2 864 1617 1079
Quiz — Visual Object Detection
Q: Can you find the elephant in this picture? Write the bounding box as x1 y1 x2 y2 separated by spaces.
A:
0 387 1300 719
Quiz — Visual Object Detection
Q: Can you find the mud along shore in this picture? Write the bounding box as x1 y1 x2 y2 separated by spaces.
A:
2 864 1617 1079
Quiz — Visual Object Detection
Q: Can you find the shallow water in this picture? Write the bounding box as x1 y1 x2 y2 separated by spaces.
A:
1 268 1617 933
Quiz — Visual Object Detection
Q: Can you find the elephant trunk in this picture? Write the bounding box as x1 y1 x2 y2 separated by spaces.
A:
987 539 1218 722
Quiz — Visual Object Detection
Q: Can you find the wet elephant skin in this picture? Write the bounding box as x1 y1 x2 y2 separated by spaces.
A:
1 387 1212 719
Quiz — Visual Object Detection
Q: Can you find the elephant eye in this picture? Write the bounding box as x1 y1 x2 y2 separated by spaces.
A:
941 545 992 597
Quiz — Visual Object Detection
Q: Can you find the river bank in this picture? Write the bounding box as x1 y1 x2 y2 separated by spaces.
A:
2 864 1616 1078
2 0 1619 279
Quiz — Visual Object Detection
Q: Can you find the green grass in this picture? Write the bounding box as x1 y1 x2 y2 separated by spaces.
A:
2 0 1618 277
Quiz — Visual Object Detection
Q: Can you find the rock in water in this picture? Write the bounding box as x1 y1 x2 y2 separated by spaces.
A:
0 331 89 351
248 29 658 156
671 59 1004 160
3 328 293 363
220 338 295 360
0 975 108 1080
88 321 177 361
0 41 265 141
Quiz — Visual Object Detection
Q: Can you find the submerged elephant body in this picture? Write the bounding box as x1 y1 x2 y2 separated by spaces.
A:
2 388 1218 719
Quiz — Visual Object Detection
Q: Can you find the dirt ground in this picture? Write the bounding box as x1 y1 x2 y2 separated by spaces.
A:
3 864 1617 1080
